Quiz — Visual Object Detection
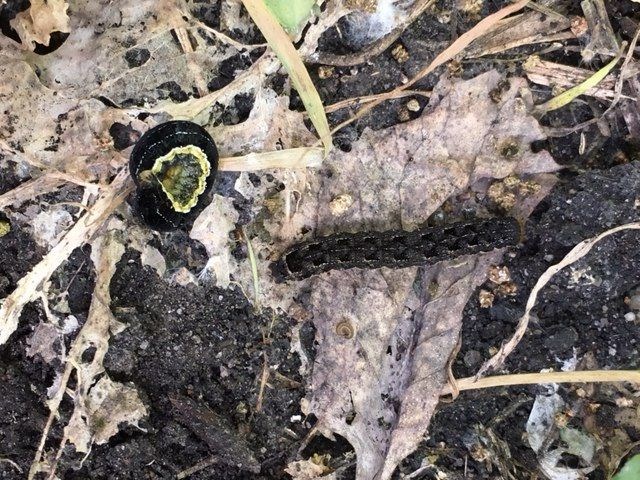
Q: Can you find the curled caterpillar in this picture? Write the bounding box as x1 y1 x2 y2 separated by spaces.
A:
129 120 218 231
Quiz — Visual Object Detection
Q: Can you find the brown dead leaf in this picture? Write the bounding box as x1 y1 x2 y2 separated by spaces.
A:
10 0 71 51
246 71 560 479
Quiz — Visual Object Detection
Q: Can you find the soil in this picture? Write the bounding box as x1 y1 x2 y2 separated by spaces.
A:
1 1 640 480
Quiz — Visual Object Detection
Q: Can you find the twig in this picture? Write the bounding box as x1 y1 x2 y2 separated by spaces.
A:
442 369 640 396
474 222 640 379
533 52 621 115
176 456 219 479
323 89 431 115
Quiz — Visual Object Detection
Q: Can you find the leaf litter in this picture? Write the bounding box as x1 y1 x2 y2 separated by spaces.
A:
225 70 559 479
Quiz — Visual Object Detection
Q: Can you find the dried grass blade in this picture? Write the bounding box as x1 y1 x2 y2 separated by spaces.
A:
444 370 640 395
534 55 621 115
218 147 323 171
475 222 640 379
241 0 331 155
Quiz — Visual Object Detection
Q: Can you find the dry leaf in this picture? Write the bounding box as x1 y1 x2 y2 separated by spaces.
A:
235 71 560 479
190 195 239 288
140 245 167 278
53 228 144 458
26 322 62 364
64 408 92 454
31 209 73 248
86 377 147 446
64 377 147 453
308 256 503 479
212 88 318 156
10 0 71 50
0 170 132 346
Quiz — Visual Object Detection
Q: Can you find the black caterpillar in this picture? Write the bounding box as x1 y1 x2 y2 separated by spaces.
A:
129 120 218 231
271 217 520 281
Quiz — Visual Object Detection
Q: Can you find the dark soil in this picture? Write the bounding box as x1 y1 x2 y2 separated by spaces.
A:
1 1 640 479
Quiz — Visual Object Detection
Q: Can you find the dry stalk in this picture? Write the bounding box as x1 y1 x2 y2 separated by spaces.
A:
442 370 640 396
474 222 640 379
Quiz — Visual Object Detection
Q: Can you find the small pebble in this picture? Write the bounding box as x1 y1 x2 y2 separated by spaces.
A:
406 99 420 112
391 43 409 63
0 220 10 237
624 312 636 322
627 293 640 310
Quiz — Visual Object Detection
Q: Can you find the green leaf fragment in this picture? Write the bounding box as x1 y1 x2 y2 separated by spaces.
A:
613 454 640 480
264 0 316 35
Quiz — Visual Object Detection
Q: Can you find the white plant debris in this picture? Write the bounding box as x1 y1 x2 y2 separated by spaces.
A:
526 386 597 480
31 209 73 248
190 195 239 288
140 245 167 278
26 322 63 364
